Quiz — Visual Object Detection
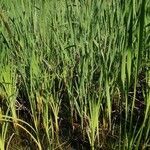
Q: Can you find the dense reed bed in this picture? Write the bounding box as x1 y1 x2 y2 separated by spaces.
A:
0 0 150 149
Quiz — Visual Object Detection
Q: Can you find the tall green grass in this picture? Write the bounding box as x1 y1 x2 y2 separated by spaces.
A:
0 0 150 149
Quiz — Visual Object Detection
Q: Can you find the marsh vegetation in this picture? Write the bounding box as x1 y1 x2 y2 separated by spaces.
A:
0 0 150 149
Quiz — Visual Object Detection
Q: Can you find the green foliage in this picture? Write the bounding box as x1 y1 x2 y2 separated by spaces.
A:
0 0 149 149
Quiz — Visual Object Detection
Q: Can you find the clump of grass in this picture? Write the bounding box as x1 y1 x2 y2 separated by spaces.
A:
0 0 150 149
